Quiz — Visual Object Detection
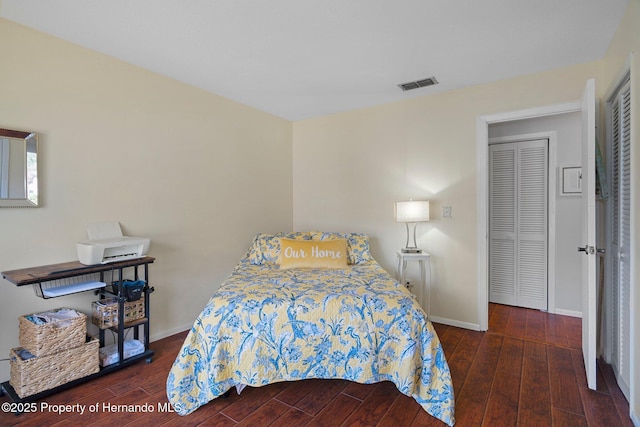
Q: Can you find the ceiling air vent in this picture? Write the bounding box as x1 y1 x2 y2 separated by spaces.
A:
398 77 438 91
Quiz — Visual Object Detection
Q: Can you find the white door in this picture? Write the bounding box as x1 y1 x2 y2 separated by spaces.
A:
579 78 597 390
489 139 548 310
608 75 632 398
489 143 517 305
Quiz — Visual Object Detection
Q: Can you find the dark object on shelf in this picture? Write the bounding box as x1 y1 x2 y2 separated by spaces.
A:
123 280 145 302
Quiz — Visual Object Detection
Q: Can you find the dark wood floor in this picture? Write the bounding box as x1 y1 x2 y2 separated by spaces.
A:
0 304 633 426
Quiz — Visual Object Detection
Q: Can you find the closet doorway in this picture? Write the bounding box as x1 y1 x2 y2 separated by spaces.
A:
488 137 549 310
478 80 597 389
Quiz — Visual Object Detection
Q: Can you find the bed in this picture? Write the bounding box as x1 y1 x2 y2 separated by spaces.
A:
166 231 455 426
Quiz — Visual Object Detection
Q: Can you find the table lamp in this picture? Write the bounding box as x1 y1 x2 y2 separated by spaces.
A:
394 200 430 253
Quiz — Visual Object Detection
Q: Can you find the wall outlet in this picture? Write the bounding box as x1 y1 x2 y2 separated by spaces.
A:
442 206 452 218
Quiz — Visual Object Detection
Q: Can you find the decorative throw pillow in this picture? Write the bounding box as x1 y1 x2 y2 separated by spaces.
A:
248 232 312 265
279 238 348 269
309 231 374 265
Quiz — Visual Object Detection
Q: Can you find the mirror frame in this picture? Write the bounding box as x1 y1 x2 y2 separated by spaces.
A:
0 128 39 208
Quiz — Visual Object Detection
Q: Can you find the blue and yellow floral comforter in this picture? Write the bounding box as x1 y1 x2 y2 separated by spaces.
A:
166 253 455 425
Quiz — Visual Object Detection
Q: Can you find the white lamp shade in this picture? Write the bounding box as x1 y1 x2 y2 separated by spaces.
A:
394 200 430 222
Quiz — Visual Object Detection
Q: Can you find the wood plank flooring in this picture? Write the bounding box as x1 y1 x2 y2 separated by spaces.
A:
0 303 633 426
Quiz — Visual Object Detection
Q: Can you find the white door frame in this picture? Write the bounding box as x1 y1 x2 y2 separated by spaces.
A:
477 102 580 331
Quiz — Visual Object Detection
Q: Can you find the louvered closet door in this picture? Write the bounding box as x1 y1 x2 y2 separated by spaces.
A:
610 80 631 397
610 98 621 377
489 139 548 310
489 143 517 305
517 140 548 309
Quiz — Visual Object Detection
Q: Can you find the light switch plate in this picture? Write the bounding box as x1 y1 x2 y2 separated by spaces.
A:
442 206 452 218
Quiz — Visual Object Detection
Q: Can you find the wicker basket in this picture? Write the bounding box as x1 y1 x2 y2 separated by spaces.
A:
10 336 99 398
91 296 145 329
18 309 87 357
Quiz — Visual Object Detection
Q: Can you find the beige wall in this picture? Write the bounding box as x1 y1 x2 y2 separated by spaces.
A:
602 0 640 423
293 61 603 329
0 19 293 382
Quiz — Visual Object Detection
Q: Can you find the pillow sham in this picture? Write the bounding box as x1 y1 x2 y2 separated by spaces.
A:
248 232 312 265
309 231 374 265
279 238 348 269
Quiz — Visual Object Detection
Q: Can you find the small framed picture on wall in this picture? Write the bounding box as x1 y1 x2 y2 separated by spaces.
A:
560 166 581 196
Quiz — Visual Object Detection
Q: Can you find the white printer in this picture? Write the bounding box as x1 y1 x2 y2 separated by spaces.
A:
77 221 150 265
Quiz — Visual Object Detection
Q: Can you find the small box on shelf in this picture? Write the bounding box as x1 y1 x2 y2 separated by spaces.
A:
91 296 145 329
99 339 145 367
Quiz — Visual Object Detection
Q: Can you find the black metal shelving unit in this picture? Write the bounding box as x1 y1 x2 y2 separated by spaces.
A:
0 256 155 405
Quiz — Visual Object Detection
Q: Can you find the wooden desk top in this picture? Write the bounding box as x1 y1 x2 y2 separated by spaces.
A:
2 256 155 286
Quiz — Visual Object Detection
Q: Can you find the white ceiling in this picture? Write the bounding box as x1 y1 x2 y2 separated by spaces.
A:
0 0 629 121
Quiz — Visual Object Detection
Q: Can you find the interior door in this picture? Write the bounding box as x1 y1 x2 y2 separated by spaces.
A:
489 139 548 310
579 78 597 390
608 76 632 398
489 143 517 305
517 140 548 310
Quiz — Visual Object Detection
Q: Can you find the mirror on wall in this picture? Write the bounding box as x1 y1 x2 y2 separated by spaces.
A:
0 128 38 207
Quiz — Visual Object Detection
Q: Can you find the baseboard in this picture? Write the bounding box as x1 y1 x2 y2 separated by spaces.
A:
631 409 639 427
150 323 192 343
429 315 481 331
553 308 582 318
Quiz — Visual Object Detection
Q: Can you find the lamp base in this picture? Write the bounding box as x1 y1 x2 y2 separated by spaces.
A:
401 248 423 254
